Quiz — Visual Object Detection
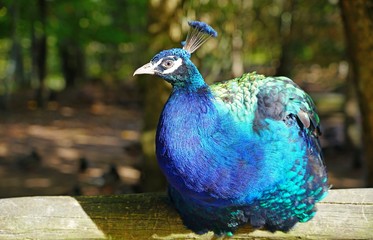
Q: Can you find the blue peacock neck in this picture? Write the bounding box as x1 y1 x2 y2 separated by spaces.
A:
155 80 220 197
171 59 208 92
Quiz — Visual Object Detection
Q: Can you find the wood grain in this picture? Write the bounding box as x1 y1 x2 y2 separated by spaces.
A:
0 189 372 239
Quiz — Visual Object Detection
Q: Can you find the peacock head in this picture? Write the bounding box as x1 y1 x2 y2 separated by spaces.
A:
134 21 217 88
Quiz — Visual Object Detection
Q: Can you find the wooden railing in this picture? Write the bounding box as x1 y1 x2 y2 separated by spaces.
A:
0 188 372 239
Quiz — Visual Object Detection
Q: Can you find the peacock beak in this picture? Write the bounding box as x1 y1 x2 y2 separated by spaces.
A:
133 62 156 76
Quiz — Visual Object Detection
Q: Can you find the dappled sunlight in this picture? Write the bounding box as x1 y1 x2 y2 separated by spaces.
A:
0 100 143 198
24 177 52 188
118 166 142 185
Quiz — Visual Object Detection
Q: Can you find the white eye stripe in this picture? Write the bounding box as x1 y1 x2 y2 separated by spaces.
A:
162 58 183 74
155 58 163 66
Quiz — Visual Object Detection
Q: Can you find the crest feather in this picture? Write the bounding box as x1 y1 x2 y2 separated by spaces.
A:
182 21 218 54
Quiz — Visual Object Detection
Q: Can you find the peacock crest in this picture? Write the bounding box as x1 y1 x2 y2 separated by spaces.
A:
182 21 218 54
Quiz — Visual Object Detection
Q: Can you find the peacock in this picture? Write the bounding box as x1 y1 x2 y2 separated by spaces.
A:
134 21 328 235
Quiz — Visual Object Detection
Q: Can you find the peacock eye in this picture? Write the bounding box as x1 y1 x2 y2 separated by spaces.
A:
162 60 174 68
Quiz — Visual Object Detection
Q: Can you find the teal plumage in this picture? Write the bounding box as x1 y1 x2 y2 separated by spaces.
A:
134 21 328 235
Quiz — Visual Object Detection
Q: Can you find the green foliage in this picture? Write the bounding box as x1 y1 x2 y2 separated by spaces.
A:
180 0 344 83
0 0 345 92
0 0 148 92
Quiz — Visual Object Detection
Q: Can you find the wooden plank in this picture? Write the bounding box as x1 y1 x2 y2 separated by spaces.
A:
0 189 372 239
0 196 106 239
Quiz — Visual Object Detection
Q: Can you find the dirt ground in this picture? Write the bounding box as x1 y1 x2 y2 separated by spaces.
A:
0 85 366 198
0 84 144 198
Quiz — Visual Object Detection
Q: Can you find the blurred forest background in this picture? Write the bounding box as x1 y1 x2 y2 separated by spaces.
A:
0 0 372 198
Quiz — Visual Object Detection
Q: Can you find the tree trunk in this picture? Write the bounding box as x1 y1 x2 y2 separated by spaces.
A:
275 0 296 76
10 0 25 87
340 0 373 186
35 0 47 108
59 42 85 89
0 0 23 110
